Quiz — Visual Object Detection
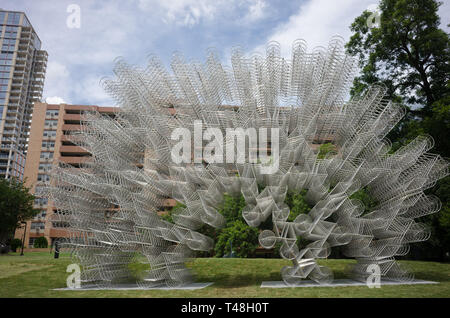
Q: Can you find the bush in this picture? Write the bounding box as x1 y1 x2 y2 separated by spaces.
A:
160 202 186 223
33 236 48 248
284 189 312 221
218 194 246 224
10 238 22 252
214 220 259 258
317 143 337 159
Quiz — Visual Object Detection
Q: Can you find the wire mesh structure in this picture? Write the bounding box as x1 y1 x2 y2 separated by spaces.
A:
46 36 449 288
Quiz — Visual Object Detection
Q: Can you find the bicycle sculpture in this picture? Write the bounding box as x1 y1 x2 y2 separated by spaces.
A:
47 36 449 288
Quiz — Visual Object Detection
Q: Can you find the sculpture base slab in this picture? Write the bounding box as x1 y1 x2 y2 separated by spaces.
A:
54 282 213 291
261 279 437 288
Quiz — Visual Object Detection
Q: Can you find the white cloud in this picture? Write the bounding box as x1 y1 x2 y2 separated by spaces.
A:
45 96 66 104
137 0 268 27
253 0 376 57
139 0 221 27
73 75 114 106
244 0 267 22
43 61 71 104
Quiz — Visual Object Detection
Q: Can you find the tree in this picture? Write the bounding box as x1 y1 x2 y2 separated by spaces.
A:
10 238 22 252
346 0 450 260
423 91 450 157
218 193 246 225
346 0 449 115
0 178 39 245
214 220 259 258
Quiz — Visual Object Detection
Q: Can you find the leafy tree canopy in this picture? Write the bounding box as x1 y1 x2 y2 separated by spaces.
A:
346 0 449 114
0 178 39 244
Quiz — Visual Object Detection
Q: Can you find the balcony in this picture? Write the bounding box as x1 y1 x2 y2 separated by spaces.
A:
59 145 87 154
59 156 92 165
2 130 19 136
62 124 81 131
63 114 82 121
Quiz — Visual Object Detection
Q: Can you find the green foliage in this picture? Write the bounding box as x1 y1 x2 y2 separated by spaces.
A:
346 0 449 112
33 237 48 248
347 0 450 261
214 220 259 258
434 177 450 248
160 202 186 223
349 187 379 214
423 93 450 158
0 178 39 244
413 176 450 261
218 193 246 225
317 143 337 159
284 189 312 221
10 238 22 252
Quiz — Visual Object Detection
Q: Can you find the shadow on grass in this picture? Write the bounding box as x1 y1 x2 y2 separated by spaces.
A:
412 270 450 282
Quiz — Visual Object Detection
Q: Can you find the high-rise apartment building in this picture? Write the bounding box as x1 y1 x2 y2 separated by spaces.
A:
0 10 48 180
14 102 117 247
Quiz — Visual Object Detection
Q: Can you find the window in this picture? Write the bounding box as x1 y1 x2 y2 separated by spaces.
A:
44 119 57 127
37 174 50 182
40 152 53 159
7 12 21 25
41 141 55 148
34 197 48 206
52 221 69 228
45 110 59 116
22 16 30 27
43 130 57 138
38 163 52 171
30 222 45 230
5 26 18 32
34 210 46 220
0 59 12 65
0 52 14 59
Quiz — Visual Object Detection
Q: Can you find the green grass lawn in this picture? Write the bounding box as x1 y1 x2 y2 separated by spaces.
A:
0 252 449 297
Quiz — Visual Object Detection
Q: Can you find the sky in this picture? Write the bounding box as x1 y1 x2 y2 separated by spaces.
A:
2 0 449 106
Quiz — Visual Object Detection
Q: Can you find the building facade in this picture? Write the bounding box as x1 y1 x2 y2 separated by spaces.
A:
0 10 47 180
15 102 116 247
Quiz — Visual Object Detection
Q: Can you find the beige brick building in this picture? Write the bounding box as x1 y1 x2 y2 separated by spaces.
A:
15 102 116 247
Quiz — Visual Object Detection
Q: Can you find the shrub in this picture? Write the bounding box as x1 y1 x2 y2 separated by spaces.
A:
218 194 246 225
33 236 48 248
160 202 186 223
10 238 22 252
317 143 337 159
284 189 312 221
214 220 259 258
